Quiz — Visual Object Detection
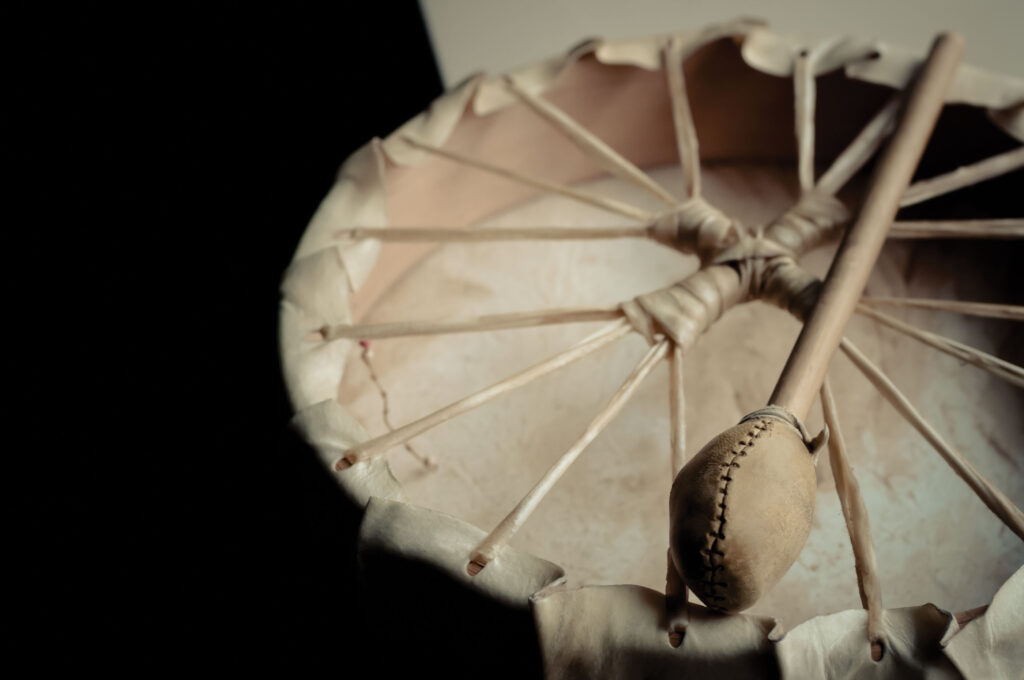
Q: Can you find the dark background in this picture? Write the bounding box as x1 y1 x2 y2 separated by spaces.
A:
12 2 446 671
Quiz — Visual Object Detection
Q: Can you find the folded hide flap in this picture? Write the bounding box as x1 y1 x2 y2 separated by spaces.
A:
943 565 1024 679
777 605 961 679
531 584 780 679
358 496 565 607
280 245 354 330
294 141 386 268
291 399 403 507
279 247 356 409
741 28 878 77
279 303 352 410
357 497 566 678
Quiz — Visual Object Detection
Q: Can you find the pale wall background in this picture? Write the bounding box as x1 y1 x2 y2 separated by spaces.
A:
420 0 1024 85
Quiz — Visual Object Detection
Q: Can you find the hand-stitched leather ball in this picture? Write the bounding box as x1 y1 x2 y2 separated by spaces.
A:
669 416 817 613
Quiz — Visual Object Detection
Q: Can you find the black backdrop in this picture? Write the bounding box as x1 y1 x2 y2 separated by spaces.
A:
12 2 448 672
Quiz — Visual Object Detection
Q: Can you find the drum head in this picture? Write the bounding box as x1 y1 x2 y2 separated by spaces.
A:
281 19 1023 678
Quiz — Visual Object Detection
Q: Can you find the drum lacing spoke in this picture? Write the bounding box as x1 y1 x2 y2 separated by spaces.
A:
319 306 623 341
664 36 702 201
504 74 679 207
334 224 656 243
668 343 687 478
860 296 1024 321
395 136 654 221
794 45 822 192
887 218 1024 239
665 342 690 645
820 377 888 661
766 96 900 258
855 304 1024 389
334 319 631 470
468 338 671 575
816 95 902 196
901 146 1024 207
838 336 1024 541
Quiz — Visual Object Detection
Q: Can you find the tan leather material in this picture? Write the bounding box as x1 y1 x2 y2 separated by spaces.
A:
649 196 742 261
628 264 745 350
670 417 817 613
532 584 781 679
763 190 850 256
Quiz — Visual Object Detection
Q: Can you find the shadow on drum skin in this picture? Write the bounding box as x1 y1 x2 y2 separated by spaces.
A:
355 549 546 679
276 429 543 678
268 428 410 672
626 646 782 680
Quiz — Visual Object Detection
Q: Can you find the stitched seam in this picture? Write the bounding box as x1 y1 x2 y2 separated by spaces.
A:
698 418 770 606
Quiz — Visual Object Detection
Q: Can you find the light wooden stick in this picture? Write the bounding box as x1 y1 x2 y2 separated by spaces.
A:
839 336 1024 541
816 95 901 196
887 218 1024 239
664 37 702 199
860 296 1024 321
820 378 886 659
769 33 965 420
336 319 632 469
401 136 654 221
900 146 1024 207
504 76 679 207
334 225 653 243
469 339 670 573
856 305 1024 389
321 306 623 341
794 50 817 192
668 343 686 477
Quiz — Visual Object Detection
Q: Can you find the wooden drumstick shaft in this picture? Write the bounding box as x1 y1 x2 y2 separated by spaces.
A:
769 33 965 420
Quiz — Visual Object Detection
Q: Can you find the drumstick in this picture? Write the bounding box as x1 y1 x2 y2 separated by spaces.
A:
769 32 965 421
669 32 966 615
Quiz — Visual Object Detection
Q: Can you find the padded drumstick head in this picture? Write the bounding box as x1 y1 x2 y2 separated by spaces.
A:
669 415 816 613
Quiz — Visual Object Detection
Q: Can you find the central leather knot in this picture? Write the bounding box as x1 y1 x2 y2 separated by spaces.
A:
620 264 746 349
625 191 847 350
764 190 849 256
651 197 743 261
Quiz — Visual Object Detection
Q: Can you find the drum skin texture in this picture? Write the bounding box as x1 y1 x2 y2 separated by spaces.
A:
669 415 817 613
